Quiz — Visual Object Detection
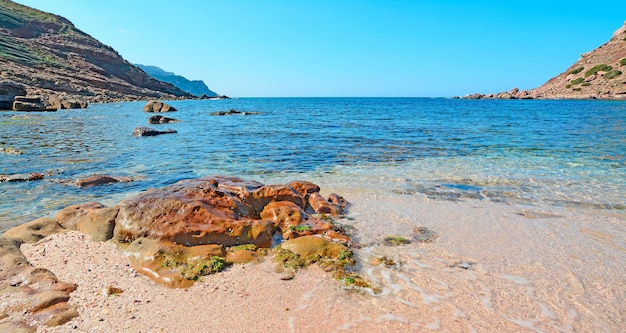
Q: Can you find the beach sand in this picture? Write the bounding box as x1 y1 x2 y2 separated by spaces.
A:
16 190 626 332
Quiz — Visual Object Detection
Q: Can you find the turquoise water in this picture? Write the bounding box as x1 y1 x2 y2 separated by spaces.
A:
1 98 625 231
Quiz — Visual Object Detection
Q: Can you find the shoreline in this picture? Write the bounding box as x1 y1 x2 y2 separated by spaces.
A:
3 191 624 332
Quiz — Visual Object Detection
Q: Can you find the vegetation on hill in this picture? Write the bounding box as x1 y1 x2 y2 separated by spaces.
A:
0 0 192 102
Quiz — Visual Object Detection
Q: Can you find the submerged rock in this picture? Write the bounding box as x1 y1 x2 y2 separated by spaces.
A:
0 172 44 182
210 109 259 116
132 127 177 136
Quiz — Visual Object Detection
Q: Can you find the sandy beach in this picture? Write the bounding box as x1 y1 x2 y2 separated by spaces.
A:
8 187 624 333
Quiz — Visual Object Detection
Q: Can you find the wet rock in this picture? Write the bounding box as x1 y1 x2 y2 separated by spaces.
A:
113 176 348 249
279 235 347 259
143 100 176 112
75 175 119 187
0 147 22 155
132 127 177 136
147 115 180 124
412 226 438 243
210 109 259 116
383 236 411 246
0 173 44 182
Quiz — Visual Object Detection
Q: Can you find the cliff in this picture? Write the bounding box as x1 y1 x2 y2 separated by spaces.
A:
135 64 218 97
465 22 626 100
0 0 192 102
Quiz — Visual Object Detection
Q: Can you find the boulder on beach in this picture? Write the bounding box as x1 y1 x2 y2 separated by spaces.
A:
132 127 177 136
143 100 177 112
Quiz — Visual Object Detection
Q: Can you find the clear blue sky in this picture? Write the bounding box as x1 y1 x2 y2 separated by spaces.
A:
12 0 626 97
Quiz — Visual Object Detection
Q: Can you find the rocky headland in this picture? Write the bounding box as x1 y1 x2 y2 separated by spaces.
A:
135 64 219 98
0 0 193 105
464 21 626 100
0 176 355 331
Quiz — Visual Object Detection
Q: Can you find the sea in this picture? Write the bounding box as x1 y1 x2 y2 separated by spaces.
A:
2 97 625 331
0 97 624 231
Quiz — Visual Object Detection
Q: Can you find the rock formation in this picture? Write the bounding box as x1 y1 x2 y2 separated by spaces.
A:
0 0 192 103
0 176 352 329
465 21 626 100
143 100 177 112
148 115 180 124
132 127 178 137
0 81 27 109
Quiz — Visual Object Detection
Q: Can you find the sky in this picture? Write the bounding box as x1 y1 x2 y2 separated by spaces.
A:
11 0 626 97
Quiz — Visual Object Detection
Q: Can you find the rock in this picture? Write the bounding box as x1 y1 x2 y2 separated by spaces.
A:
0 218 65 243
12 95 52 111
463 93 485 100
280 235 347 259
148 115 180 124
48 95 88 109
75 175 119 187
0 224 78 331
210 109 259 116
52 202 119 241
113 176 349 249
0 173 44 182
55 202 106 230
0 81 27 110
143 100 177 112
132 127 177 136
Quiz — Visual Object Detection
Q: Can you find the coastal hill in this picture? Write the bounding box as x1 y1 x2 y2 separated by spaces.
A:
0 0 191 102
135 64 218 97
466 22 626 100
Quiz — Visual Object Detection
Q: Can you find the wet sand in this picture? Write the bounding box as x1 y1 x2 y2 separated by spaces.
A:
19 189 626 332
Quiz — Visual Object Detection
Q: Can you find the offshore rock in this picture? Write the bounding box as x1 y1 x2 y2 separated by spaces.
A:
143 100 177 112
210 109 259 116
148 115 180 124
132 127 177 136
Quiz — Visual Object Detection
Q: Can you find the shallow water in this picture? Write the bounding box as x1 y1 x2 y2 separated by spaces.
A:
1 98 624 230
2 98 625 331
